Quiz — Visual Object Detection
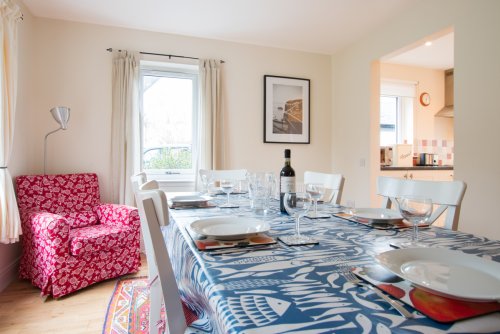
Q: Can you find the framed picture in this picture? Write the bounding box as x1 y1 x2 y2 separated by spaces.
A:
264 75 310 144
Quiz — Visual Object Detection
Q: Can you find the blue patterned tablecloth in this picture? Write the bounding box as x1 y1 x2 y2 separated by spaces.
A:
163 195 500 334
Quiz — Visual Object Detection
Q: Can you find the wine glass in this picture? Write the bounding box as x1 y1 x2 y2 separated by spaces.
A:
219 179 238 208
397 196 432 247
306 183 325 218
280 192 315 245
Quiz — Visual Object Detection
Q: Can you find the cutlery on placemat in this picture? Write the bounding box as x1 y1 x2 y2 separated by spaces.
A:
207 244 279 255
342 271 414 319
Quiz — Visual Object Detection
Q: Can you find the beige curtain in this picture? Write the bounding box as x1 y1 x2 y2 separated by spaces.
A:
196 59 223 188
111 50 140 205
0 0 22 244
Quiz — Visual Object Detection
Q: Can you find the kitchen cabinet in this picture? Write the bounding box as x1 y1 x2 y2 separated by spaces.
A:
380 168 454 181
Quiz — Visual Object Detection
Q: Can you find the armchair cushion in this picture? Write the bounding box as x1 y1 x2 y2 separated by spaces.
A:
61 210 99 229
69 225 136 257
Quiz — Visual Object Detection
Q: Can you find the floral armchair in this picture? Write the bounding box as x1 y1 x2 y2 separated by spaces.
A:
16 173 141 298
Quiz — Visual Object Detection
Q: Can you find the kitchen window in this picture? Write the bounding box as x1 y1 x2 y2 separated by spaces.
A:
139 61 199 183
380 80 415 146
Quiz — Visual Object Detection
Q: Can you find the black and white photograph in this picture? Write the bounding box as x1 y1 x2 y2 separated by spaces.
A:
264 75 310 143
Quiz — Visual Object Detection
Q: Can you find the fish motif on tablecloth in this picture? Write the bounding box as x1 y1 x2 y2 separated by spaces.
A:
220 295 291 327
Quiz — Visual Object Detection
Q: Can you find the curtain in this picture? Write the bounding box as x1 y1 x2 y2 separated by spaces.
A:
196 59 223 189
110 50 140 205
0 0 21 244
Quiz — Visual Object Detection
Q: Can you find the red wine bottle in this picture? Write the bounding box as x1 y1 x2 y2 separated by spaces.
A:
280 149 296 213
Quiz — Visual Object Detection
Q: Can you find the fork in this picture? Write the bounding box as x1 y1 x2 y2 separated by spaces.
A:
343 271 414 319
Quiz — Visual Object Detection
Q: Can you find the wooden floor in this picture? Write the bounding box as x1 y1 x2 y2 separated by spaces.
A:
0 254 148 334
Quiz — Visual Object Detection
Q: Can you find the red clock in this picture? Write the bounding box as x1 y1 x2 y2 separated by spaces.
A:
420 92 430 106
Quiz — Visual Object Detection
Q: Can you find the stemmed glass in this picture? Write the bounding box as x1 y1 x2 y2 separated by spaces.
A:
219 179 238 208
280 192 315 245
306 183 328 218
396 196 432 247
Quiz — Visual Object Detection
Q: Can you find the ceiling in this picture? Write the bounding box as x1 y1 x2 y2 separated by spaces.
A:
22 0 452 69
383 32 454 70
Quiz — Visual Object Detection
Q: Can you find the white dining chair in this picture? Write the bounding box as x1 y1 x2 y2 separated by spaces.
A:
136 181 197 334
304 171 345 205
131 173 162 332
130 172 149 257
199 168 248 181
376 176 467 230
130 172 147 195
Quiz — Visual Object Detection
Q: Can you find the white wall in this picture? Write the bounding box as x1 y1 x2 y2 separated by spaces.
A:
331 0 500 240
3 15 332 291
14 18 332 202
380 63 454 142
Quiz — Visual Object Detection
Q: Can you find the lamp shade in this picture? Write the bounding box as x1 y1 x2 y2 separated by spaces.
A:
50 106 70 129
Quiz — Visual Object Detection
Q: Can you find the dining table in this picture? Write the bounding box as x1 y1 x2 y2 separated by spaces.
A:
162 192 500 334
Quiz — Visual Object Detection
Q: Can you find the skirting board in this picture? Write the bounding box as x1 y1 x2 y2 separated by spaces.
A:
0 255 20 293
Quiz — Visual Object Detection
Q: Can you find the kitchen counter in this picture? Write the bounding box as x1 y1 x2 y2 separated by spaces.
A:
381 165 453 171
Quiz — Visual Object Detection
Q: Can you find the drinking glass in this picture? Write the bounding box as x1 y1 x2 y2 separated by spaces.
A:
280 192 315 245
201 174 212 195
397 196 432 247
219 179 238 208
306 183 326 218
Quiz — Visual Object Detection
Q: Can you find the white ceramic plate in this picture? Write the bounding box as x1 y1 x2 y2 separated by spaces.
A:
171 195 210 205
376 248 500 301
190 217 270 240
353 208 402 224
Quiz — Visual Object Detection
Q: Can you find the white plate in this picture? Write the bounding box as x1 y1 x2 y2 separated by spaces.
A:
353 208 402 223
376 248 500 301
171 195 210 204
190 217 270 240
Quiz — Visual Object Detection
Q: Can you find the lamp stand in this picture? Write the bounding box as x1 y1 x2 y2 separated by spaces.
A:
43 127 63 175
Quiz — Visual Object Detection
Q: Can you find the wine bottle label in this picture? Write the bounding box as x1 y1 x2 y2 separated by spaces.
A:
280 176 295 193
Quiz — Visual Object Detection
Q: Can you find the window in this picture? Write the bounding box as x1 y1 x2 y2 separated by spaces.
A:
380 81 415 146
140 61 199 181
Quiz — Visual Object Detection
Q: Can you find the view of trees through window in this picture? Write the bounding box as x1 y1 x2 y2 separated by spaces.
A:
141 66 198 177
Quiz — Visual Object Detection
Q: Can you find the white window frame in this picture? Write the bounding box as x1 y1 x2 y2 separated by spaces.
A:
139 61 199 183
380 80 415 146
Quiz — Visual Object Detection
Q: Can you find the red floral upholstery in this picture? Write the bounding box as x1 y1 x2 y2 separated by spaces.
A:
16 173 141 298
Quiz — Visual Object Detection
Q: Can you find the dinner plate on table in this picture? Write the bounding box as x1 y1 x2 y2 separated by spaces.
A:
170 195 210 206
353 208 403 224
190 216 270 240
376 248 500 302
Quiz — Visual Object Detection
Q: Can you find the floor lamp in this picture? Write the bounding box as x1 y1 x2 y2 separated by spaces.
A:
44 106 70 175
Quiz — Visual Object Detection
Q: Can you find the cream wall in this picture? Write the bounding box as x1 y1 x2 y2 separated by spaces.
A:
2 15 332 291
15 19 332 202
332 0 500 240
380 63 453 142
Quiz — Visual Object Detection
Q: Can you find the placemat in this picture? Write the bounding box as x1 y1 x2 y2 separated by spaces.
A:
169 202 217 209
186 226 277 251
353 265 500 323
334 213 429 230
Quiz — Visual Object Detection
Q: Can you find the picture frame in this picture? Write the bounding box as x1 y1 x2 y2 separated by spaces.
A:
264 75 310 144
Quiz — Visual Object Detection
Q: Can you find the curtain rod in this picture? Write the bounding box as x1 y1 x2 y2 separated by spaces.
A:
106 48 224 63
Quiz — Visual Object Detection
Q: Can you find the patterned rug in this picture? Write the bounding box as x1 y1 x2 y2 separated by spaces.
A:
103 276 159 334
103 276 202 334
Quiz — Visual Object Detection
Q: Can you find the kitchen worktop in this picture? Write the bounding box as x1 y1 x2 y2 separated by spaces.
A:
381 165 454 171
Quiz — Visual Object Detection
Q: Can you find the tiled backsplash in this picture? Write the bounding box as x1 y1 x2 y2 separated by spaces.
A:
413 139 454 166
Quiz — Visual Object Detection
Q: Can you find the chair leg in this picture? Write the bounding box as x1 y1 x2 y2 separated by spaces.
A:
150 281 162 334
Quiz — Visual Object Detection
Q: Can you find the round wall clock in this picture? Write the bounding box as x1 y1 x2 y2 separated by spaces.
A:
420 92 430 106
